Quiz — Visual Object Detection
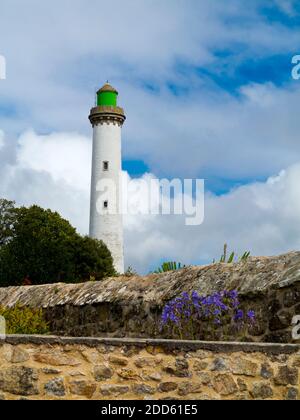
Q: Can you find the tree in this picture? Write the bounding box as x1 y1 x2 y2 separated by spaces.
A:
74 236 116 281
0 204 116 286
0 199 17 246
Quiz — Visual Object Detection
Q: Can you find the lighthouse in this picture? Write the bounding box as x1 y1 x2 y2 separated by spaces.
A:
89 83 126 274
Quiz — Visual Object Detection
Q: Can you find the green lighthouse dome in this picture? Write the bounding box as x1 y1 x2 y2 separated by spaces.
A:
97 82 118 107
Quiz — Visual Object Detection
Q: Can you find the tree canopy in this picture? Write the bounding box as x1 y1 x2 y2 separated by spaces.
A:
0 202 116 286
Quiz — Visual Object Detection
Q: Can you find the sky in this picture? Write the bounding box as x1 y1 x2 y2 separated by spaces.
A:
0 0 300 273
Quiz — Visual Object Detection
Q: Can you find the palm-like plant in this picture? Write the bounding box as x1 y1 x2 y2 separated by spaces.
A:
154 261 185 274
215 244 250 264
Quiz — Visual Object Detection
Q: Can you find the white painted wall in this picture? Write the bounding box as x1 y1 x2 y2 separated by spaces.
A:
89 122 124 274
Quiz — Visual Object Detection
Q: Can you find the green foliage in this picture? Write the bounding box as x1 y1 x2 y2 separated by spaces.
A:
154 261 185 274
0 199 18 246
0 203 116 286
124 266 138 277
0 304 50 335
240 251 251 262
219 243 228 263
73 236 116 281
217 244 250 264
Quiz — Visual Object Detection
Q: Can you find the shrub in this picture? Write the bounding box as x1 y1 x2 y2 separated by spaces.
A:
154 262 185 274
124 266 138 277
160 290 255 341
0 304 50 335
0 204 116 285
215 244 251 264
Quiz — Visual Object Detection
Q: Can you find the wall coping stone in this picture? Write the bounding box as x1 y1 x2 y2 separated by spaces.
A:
1 335 299 355
1 252 300 309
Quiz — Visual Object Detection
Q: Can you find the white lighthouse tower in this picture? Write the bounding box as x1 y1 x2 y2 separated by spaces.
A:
89 83 126 274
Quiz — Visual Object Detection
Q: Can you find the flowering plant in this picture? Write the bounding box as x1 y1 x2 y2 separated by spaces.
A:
161 290 255 341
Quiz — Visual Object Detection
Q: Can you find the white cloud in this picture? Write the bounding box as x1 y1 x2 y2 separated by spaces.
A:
125 163 300 272
1 2 300 273
0 130 4 150
0 131 90 235
17 130 91 191
0 0 299 183
1 129 300 273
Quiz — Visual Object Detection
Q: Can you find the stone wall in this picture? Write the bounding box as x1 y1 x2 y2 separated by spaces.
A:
0 252 300 342
0 336 299 400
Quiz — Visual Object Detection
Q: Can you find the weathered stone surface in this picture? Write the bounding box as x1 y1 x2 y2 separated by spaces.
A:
100 384 129 396
134 356 161 368
68 370 86 377
212 374 238 396
211 358 228 372
117 368 140 380
283 288 300 308
69 380 96 399
260 363 273 379
94 365 114 381
108 356 128 366
232 358 258 377
286 387 299 401
265 331 292 344
132 383 156 395
41 367 62 375
81 350 100 364
193 360 208 371
158 382 178 393
145 346 165 355
44 378 65 397
164 358 190 378
269 311 293 331
193 350 212 359
178 382 203 396
141 371 162 382
10 347 29 364
237 378 247 392
197 372 211 385
274 366 299 386
0 367 38 396
34 350 81 367
1 252 300 342
292 356 300 368
0 338 299 400
122 346 141 357
97 345 116 354
251 382 274 400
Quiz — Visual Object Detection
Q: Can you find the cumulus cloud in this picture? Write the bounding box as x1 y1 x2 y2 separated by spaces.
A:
0 0 300 184
1 2 300 273
125 163 300 272
17 130 91 191
0 131 90 235
124 81 300 181
1 130 300 273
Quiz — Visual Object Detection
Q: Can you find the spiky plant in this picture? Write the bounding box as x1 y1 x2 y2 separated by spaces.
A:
217 244 250 264
154 262 185 274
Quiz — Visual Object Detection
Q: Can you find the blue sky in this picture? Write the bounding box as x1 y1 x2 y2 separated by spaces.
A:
1 0 300 272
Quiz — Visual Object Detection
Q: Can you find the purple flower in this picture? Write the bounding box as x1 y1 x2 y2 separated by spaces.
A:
170 313 180 324
229 290 238 300
247 310 255 323
161 289 254 340
182 292 189 300
234 309 244 322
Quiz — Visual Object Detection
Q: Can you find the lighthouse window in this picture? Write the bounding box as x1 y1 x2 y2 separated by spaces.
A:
103 161 109 171
103 201 108 209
